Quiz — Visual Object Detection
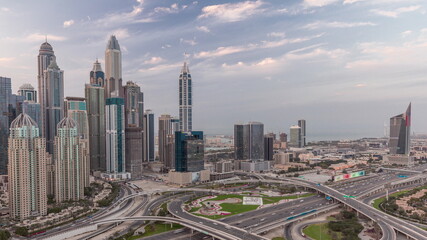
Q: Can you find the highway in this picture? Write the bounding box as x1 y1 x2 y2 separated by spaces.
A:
168 196 267 240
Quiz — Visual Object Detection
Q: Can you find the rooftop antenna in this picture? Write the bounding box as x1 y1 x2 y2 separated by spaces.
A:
45 34 47 43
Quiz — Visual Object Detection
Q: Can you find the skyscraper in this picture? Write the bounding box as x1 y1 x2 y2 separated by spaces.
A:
105 98 129 179
18 83 41 128
233 122 264 161
90 59 105 87
85 61 106 172
8 113 48 220
124 81 144 127
0 77 11 175
105 35 123 98
159 115 179 169
389 103 411 155
290 125 301 148
144 110 155 162
54 117 87 202
37 41 56 138
264 134 274 161
298 119 306 147
175 131 204 172
125 127 143 179
65 97 90 187
42 59 64 154
279 132 287 142
179 62 192 132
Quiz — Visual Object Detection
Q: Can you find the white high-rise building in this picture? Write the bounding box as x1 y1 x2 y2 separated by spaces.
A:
105 35 123 98
8 113 48 220
54 117 87 202
179 62 192 132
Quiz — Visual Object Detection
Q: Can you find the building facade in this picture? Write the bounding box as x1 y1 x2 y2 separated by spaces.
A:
179 62 192 132
85 83 106 172
125 127 143 179
233 122 264 161
0 77 11 175
389 103 411 155
8 114 48 220
105 35 123 98
54 117 87 202
290 125 302 148
159 115 179 169
175 131 204 172
105 98 128 179
298 119 306 147
124 81 144 128
144 110 155 162
264 134 274 161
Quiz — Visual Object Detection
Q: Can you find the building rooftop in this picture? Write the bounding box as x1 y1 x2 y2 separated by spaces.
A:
10 113 38 128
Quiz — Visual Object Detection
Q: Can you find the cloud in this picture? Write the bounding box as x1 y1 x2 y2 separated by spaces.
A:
63 20 74 28
355 83 367 87
198 0 265 22
371 5 421 18
286 48 348 60
268 32 286 38
304 21 376 29
96 3 154 26
196 26 210 33
161 44 172 49
139 62 182 72
343 0 366 4
194 34 324 58
180 38 197 46
25 33 66 42
256 57 276 66
303 0 339 7
153 3 180 14
0 57 14 62
109 28 130 39
401 30 412 37
1 7 10 12
144 57 164 64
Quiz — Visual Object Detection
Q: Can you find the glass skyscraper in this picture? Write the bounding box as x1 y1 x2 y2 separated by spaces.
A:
144 110 155 162
0 77 11 175
234 122 264 160
179 62 192 132
175 131 204 172
389 103 411 155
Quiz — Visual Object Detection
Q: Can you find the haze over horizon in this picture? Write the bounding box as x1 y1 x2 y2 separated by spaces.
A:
1 0 427 140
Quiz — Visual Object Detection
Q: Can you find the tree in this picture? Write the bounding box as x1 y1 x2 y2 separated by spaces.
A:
0 230 10 240
15 227 28 237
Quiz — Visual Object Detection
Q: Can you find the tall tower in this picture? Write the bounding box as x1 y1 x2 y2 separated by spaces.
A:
90 59 105 87
159 115 179 169
179 62 192 132
85 60 106 172
37 41 56 138
105 98 129 179
105 35 123 98
233 122 264 160
8 113 48 220
298 119 306 147
0 77 11 175
175 131 204 172
54 117 86 202
19 84 42 133
124 81 144 127
389 103 411 155
42 59 64 154
143 110 155 162
290 125 301 148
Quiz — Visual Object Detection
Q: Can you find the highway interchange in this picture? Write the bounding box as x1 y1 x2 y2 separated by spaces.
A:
34 165 427 240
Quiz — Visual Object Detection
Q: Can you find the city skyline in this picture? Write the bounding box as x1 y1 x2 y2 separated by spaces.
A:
1 0 427 139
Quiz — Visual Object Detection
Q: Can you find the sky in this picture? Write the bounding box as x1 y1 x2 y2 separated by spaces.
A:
0 0 426 140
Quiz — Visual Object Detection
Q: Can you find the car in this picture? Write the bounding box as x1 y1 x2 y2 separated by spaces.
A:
260 218 265 221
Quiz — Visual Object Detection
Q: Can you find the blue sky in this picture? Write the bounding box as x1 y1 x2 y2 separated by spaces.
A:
0 0 426 140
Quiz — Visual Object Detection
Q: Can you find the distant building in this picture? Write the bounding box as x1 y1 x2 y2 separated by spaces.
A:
144 110 155 162
290 125 302 148
85 83 106 172
124 81 144 128
389 103 411 155
0 77 11 175
279 133 287 142
19 84 41 128
18 83 37 102
179 62 192 132
215 161 233 173
54 117 87 202
264 134 274 161
233 122 264 161
159 115 179 169
90 59 105 87
125 127 143 179
8 113 48 220
298 119 306 147
105 35 123 98
104 98 129 179
175 131 204 172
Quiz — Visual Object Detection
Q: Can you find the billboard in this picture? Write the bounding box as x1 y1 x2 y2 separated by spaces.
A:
333 170 365 182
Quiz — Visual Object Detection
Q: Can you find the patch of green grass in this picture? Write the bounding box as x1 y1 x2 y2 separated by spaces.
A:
303 223 341 240
373 189 412 210
190 207 201 212
271 237 285 240
128 223 183 239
